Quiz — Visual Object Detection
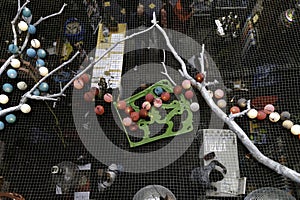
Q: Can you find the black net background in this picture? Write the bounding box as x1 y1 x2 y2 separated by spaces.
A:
0 0 299 199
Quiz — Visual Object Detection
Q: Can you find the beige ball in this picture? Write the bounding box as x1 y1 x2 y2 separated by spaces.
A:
282 120 294 129
291 124 300 135
0 94 9 104
269 112 280 122
20 104 31 113
17 81 28 90
18 21 28 31
39 67 49 76
247 109 258 119
217 99 227 108
31 39 40 48
10 58 21 68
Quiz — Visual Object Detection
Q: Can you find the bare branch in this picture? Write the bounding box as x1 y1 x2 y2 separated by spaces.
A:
0 55 15 75
161 62 176 86
229 100 251 119
18 0 20 10
33 3 67 26
0 105 22 117
205 80 219 87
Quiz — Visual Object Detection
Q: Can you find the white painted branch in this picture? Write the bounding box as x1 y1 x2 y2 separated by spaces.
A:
33 3 67 26
18 0 20 10
205 80 219 87
0 55 15 75
161 62 176 86
0 105 22 117
229 100 251 119
12 0 30 24
20 33 30 52
199 44 205 75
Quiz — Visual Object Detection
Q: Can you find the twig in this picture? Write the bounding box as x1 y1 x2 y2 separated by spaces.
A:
33 3 67 26
205 80 219 87
0 55 15 75
18 0 20 10
161 62 176 86
229 100 251 119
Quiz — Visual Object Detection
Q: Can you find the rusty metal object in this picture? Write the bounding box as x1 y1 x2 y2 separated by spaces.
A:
0 192 25 200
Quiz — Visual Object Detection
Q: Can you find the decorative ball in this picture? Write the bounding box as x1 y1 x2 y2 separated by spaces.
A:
264 104 275 114
39 67 48 76
257 110 267 120
124 106 133 115
161 92 170 102
190 102 200 112
154 86 164 96
5 114 16 124
153 98 162 108
38 82 49 92
37 49 47 58
89 87 99 96
122 117 132 126
80 73 90 83
28 25 36 34
33 89 40 96
22 7 32 17
207 90 214 98
237 98 247 108
139 109 148 118
84 91 95 102
184 90 194 99
283 120 294 129
195 73 204 83
95 105 105 115
247 109 258 119
2 83 13 93
117 100 127 110
130 112 140 122
0 121 4 130
0 94 9 104
182 80 191 90
18 21 28 31
280 111 291 121
0 107 2 111
8 44 18 54
145 93 154 102
31 39 40 48
26 48 36 58
142 101 151 110
269 112 280 122
129 123 138 131
10 59 21 68
36 59 45 67
291 124 300 135
230 106 240 114
7 69 17 79
73 79 84 90
20 104 31 113
104 93 113 103
173 85 182 95
217 99 227 108
214 89 224 99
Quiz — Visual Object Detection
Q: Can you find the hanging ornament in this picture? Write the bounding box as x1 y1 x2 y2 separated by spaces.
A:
2 83 13 93
28 25 36 34
0 94 9 104
247 109 258 119
39 67 49 76
22 7 32 17
291 124 300 135
282 120 294 129
217 99 227 108
26 48 36 58
8 44 18 54
7 69 17 79
280 111 291 120
269 112 280 122
214 89 224 99
5 114 16 124
38 82 49 92
190 102 200 112
17 81 28 90
237 98 247 108
31 39 41 48
18 21 28 31
20 104 31 113
0 121 4 130
264 104 275 114
10 58 21 68
36 59 45 67
37 49 47 58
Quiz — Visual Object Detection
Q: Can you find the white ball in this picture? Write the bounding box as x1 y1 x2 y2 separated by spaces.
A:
190 102 200 112
31 39 40 48
17 81 28 90
10 58 21 68
269 112 280 122
18 21 28 31
20 104 31 113
39 67 49 76
291 124 300 135
247 109 258 119
0 94 9 104
282 120 294 129
217 99 227 108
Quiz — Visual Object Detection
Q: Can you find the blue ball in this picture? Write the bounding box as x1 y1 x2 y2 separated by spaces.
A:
0 121 4 130
8 44 18 54
38 82 49 92
37 49 47 58
22 7 32 17
36 59 45 67
7 69 17 79
28 25 36 34
154 86 164 96
2 83 13 93
5 114 16 124
0 107 2 111
26 48 36 58
33 89 40 96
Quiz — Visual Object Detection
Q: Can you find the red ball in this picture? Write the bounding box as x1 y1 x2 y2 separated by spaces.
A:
125 106 133 115
84 91 95 102
104 93 113 103
117 100 127 110
80 73 90 83
184 90 194 99
130 112 140 122
94 105 104 115
230 106 240 114
89 87 99 96
161 92 170 102
173 85 182 95
257 110 267 120
195 73 205 83
145 93 154 102
139 109 148 118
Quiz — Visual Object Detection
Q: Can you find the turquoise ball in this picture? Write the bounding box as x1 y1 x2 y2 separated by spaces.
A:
22 7 32 17
0 121 4 130
28 25 36 34
26 48 36 58
2 83 13 93
7 69 17 79
37 49 46 58
38 82 49 92
154 86 164 96
33 89 40 96
5 114 16 124
36 59 45 67
0 107 2 111
8 44 18 54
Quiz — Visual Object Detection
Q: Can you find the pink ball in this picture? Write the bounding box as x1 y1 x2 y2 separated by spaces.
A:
73 78 84 90
142 101 151 110
264 104 275 114
104 93 113 103
123 117 132 127
214 89 224 99
184 90 194 99
153 98 163 108
182 80 191 90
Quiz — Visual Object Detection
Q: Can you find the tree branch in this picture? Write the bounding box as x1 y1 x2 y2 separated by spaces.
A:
33 3 67 26
229 100 251 119
0 55 15 75
161 62 176 86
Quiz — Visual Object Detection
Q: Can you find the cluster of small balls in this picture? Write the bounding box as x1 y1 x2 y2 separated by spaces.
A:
207 88 226 109
179 80 199 112
73 73 91 90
